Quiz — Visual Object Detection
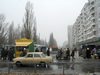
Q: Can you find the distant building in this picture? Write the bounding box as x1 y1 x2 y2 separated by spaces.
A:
68 25 73 50
72 0 100 48
62 41 68 49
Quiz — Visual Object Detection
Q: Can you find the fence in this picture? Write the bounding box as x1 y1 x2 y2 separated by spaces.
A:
0 59 100 75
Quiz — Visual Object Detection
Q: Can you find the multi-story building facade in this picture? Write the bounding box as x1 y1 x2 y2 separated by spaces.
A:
72 0 100 48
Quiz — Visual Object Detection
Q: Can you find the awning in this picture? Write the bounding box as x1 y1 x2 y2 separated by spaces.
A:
15 38 32 47
16 42 32 46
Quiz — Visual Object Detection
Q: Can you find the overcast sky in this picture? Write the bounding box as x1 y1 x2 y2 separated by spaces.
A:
0 0 88 46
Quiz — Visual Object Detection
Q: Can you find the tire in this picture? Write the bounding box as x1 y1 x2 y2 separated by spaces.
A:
40 62 46 68
16 61 22 67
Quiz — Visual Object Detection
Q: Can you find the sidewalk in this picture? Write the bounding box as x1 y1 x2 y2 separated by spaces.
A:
79 73 100 75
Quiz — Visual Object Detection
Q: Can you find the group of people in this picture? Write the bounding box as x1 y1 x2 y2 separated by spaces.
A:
35 47 51 56
0 47 14 61
56 48 76 60
81 48 97 59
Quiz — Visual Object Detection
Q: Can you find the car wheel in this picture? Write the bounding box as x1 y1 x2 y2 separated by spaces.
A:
40 62 46 68
16 61 22 67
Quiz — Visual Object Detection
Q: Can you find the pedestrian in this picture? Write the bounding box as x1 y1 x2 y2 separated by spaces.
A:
20 48 27 57
82 48 86 59
59 48 63 59
66 48 70 59
8 48 14 61
1 48 8 61
3 49 8 60
47 48 50 56
86 48 91 59
35 48 39 52
71 48 75 60
91 48 97 59
1 47 4 60
56 49 60 59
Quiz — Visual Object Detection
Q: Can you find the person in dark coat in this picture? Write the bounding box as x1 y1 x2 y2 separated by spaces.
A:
86 48 91 59
8 48 14 61
35 48 39 52
3 49 8 60
66 48 70 59
47 48 50 56
59 48 63 59
71 49 75 60
1 48 8 61
1 48 5 60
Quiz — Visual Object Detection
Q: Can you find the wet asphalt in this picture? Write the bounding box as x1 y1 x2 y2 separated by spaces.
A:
0 52 100 74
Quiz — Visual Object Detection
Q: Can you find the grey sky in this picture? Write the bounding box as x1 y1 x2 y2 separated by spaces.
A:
0 0 88 46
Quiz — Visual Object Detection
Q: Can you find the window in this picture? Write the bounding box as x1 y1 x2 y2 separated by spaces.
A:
92 19 95 22
92 25 95 27
27 54 33 57
34 54 41 57
91 13 95 17
93 31 96 35
41 54 46 57
90 7 95 12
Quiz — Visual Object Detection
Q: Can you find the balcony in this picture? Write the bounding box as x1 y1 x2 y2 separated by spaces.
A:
86 31 96 40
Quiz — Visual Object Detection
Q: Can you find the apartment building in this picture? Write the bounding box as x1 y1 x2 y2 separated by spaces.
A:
72 0 100 47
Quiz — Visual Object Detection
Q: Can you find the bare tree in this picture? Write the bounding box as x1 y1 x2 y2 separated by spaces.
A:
49 33 58 48
36 34 40 44
22 1 34 39
33 17 37 43
21 25 25 38
0 14 8 46
14 24 21 39
49 33 54 47
8 22 15 45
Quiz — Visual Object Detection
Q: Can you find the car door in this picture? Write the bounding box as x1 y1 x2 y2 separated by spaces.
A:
23 54 33 65
40 54 47 62
33 54 41 64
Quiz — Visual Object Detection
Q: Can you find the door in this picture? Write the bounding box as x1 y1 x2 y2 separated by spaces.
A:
23 54 33 65
33 54 41 64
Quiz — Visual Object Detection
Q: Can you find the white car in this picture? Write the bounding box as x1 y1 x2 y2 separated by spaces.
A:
13 52 53 67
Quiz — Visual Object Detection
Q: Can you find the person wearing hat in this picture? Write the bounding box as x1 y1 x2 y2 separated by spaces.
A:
20 48 27 57
86 48 91 59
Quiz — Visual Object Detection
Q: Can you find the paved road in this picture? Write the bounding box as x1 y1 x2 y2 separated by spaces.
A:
0 52 100 75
